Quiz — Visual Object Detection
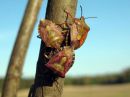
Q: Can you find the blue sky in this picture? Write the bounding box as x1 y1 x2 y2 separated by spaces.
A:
0 0 130 78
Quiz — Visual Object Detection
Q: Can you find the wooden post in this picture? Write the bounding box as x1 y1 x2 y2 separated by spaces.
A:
1 0 43 97
32 0 77 97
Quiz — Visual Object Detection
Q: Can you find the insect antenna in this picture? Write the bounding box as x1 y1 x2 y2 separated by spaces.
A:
85 17 97 19
79 5 97 19
65 12 69 22
64 10 74 20
80 5 83 17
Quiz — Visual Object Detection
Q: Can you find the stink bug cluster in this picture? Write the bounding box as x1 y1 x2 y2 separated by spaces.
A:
38 6 90 78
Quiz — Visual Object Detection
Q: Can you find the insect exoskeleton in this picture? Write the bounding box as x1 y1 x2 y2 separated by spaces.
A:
38 19 64 49
70 16 90 49
64 9 90 50
45 46 75 78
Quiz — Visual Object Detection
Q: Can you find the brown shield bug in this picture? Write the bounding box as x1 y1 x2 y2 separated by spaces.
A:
61 6 91 50
45 46 75 78
38 19 64 50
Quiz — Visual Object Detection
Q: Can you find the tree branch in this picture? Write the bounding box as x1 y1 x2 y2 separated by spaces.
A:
32 0 77 97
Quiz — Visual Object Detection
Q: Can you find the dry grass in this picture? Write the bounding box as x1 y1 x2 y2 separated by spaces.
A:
62 84 130 97
1 83 130 97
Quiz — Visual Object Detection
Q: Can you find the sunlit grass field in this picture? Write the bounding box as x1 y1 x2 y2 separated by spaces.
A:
10 83 130 97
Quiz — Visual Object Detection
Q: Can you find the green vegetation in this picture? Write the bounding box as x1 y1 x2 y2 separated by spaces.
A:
65 68 130 85
0 68 130 90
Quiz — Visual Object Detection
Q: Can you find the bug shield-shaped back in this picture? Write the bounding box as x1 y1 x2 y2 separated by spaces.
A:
63 10 90 50
45 46 74 78
38 19 64 50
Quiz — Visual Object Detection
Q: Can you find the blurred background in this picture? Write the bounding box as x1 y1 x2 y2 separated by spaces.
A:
0 0 130 97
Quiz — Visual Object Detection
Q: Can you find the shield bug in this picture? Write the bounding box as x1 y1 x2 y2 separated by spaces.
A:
62 6 90 50
45 46 75 78
38 19 64 50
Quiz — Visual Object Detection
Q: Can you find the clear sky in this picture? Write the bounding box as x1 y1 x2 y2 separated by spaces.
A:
0 0 130 78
